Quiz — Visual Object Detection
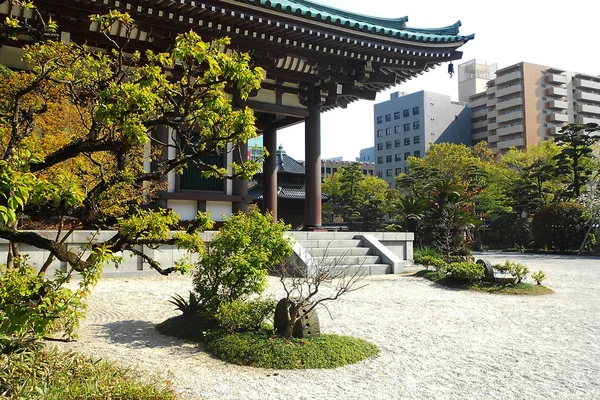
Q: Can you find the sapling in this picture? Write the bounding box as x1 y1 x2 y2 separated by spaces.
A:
531 270 546 285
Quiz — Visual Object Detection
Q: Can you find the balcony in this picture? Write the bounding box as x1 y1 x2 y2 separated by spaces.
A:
471 108 488 119
472 131 489 141
497 137 525 150
547 126 564 136
548 100 568 109
495 70 522 86
469 96 486 108
487 122 499 131
576 91 600 104
497 110 523 124
496 97 523 110
574 78 600 91
486 98 497 107
575 115 600 124
548 112 569 122
546 86 568 97
546 74 567 84
497 124 524 137
487 110 498 118
487 133 499 143
577 103 600 115
486 85 497 94
471 119 488 130
496 84 522 98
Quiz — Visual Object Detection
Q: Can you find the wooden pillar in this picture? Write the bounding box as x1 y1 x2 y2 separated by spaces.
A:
304 83 322 229
232 141 249 214
263 127 277 223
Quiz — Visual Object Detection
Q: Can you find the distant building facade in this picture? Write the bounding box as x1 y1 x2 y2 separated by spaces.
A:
321 159 375 180
461 60 600 153
358 146 375 162
373 91 471 186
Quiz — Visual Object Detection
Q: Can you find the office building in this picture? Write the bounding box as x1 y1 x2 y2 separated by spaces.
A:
321 159 375 180
373 91 471 186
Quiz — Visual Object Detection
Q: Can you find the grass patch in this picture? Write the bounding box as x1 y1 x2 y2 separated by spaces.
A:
0 346 177 399
416 270 554 295
205 329 380 369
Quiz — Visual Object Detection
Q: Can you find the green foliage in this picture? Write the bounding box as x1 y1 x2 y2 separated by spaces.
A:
192 210 292 317
532 202 588 252
415 255 446 271
205 329 380 369
155 314 209 342
0 263 86 340
0 347 177 399
413 245 442 260
493 261 529 284
531 270 546 285
169 292 202 316
215 298 276 334
442 261 484 283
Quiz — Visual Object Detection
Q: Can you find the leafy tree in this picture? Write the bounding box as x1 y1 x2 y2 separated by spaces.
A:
0 6 263 337
531 202 587 252
553 123 600 200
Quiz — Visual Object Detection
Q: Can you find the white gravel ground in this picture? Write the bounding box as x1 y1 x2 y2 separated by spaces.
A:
49 253 600 400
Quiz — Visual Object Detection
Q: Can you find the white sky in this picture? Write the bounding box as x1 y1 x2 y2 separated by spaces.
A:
274 0 597 161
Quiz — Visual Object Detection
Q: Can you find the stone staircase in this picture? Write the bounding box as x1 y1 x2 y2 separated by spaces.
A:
289 232 395 275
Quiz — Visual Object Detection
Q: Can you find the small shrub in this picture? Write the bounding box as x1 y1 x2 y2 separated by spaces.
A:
0 264 86 340
169 292 201 315
531 270 546 285
494 261 529 284
443 261 484 283
416 255 447 271
413 246 442 262
216 298 276 334
192 210 292 318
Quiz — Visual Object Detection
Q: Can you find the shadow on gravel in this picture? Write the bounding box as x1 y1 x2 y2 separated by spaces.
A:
97 319 202 351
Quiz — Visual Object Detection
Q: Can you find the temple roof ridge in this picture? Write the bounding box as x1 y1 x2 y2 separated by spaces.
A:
235 0 473 43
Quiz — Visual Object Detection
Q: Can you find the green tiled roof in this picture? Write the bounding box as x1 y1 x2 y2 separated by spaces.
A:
235 0 473 43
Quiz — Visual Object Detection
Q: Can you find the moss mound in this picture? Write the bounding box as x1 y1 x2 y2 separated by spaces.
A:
417 270 554 295
205 329 380 369
155 314 210 342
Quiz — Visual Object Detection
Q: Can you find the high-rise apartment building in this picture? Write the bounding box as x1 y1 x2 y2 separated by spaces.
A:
462 60 600 153
373 91 471 186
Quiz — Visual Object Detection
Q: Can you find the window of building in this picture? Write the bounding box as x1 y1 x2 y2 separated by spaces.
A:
404 138 410 146
395 139 401 147
362 169 367 175
386 141 392 149
386 169 393 177
542 97 547 101
404 152 410 160
386 127 392 135
543 110 548 114
377 116 383 124
403 109 410 117
332 168 337 173
386 155 392 163
321 167 325 173
395 168 402 176
395 153 402 161
377 157 383 164
385 114 392 122
377 129 383 137
326 167 331 173
413 121 420 129
394 111 401 120
414 150 421 158
377 143 383 150
413 106 420 115
413 136 421 144
377 170 383 178
369 170 373 176
394 125 402 133
404 167 409 174
404 123 410 132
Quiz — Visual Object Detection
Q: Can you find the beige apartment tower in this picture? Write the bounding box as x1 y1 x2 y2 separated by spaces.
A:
462 60 600 153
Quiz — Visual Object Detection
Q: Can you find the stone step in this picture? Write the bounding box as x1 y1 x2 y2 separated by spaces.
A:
295 239 362 248
322 264 392 276
308 247 371 257
311 255 380 266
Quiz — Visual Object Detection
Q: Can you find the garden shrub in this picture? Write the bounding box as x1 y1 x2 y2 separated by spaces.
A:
494 261 530 284
416 255 446 271
442 261 484 283
0 264 86 340
192 210 292 318
531 270 546 285
531 202 587 252
216 298 276 334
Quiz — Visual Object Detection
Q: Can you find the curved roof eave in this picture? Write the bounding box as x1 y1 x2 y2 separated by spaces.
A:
234 0 473 44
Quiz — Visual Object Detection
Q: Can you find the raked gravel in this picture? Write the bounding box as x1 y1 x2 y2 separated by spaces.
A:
49 253 600 400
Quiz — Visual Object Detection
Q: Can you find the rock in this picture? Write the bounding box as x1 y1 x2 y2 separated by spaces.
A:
273 298 321 338
476 258 495 282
